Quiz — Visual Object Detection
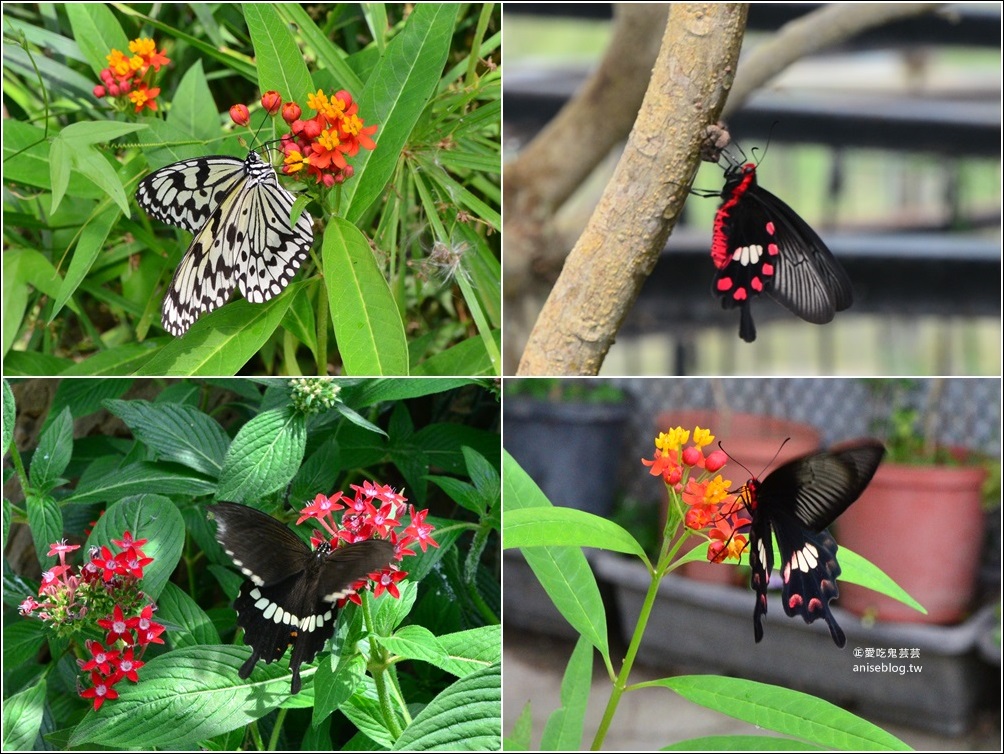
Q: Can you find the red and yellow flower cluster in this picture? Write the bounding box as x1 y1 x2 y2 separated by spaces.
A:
19 533 164 710
230 89 378 187
298 480 437 603
642 425 751 564
93 38 170 113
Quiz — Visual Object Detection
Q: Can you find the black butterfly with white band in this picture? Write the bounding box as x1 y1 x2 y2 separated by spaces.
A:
211 502 394 694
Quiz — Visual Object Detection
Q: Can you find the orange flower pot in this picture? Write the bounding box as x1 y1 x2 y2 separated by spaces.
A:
837 460 988 624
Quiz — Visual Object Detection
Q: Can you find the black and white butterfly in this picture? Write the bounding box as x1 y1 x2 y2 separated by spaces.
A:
710 161 853 343
211 502 394 694
737 440 885 647
136 150 313 336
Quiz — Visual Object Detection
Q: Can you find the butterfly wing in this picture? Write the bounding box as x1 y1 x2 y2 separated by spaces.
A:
746 184 854 324
136 156 248 234
748 440 885 647
211 502 393 694
756 440 886 531
231 154 313 306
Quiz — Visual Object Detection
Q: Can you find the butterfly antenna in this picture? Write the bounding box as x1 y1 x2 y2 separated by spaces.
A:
757 437 790 479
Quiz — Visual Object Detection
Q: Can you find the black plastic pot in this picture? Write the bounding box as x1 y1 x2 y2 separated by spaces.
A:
503 396 631 517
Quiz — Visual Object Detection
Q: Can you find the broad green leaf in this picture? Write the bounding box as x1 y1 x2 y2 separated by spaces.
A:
217 407 307 503
86 496 186 600
64 3 129 74
68 646 296 748
28 406 73 491
324 218 408 375
392 663 501 751
51 205 120 318
649 675 910 751
66 461 216 504
103 399 230 477
503 507 649 561
412 330 502 377
26 495 62 570
132 288 300 375
1 678 46 752
503 450 609 660
245 4 312 104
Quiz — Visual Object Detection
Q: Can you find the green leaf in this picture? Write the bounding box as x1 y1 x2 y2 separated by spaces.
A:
502 450 609 661
66 461 216 504
103 400 230 477
2 620 47 670
64 3 129 75
132 289 300 375
504 507 649 560
324 218 408 375
166 61 219 144
244 4 312 104
2 380 14 455
217 408 307 503
52 205 120 319
392 663 501 751
345 4 457 222
647 675 911 751
1 678 46 752
540 637 592 751
25 495 62 570
503 703 534 752
28 406 73 490
155 581 220 649
49 377 130 423
411 330 502 376
87 496 186 600
49 136 71 215
832 546 926 614
665 735 824 750
382 624 497 679
68 646 296 748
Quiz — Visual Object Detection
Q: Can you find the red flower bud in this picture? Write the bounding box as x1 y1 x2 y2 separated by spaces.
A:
302 117 323 140
261 90 282 115
705 449 728 472
682 446 702 467
229 104 250 126
93 85 107 98
281 101 301 124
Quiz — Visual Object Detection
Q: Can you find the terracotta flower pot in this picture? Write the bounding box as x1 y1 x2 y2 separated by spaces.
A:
654 410 821 584
837 460 988 624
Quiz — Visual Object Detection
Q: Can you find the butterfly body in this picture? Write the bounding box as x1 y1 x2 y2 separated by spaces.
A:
711 162 853 342
212 502 393 694
136 151 313 336
741 440 885 647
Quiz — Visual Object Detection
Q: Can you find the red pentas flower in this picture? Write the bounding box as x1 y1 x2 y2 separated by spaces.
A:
297 481 438 607
21 530 164 711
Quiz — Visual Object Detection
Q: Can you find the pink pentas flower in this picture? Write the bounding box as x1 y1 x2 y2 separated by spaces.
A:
98 604 132 645
372 568 408 599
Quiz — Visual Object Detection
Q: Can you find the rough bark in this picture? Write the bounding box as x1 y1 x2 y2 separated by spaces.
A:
517 4 748 375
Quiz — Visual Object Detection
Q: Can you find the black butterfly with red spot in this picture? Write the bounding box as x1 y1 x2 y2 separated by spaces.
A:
211 502 394 694
737 440 885 647
711 161 853 342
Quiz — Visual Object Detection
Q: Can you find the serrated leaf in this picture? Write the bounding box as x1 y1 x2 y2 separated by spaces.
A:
103 400 229 477
2 381 14 455
217 408 306 502
66 461 216 504
69 646 297 748
26 495 62 570
392 663 500 751
87 496 185 600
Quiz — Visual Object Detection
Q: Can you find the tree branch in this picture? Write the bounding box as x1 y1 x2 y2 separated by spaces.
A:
516 3 748 375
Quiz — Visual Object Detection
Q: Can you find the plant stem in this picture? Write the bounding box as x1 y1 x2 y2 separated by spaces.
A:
590 568 663 750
